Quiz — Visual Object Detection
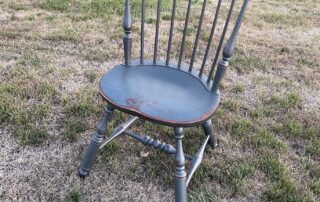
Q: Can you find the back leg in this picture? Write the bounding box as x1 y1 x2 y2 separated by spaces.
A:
202 119 218 148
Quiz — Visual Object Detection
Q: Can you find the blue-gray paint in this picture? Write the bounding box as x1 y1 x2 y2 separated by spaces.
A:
79 106 113 177
99 61 220 127
79 0 250 201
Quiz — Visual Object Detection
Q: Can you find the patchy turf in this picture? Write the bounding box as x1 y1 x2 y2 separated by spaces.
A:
0 0 319 201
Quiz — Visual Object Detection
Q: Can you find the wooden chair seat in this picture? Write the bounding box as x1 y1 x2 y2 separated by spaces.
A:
99 62 220 127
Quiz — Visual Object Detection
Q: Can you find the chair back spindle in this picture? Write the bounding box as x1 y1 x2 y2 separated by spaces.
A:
207 0 236 83
154 0 162 63
199 0 222 77
166 0 177 66
189 0 208 72
123 0 249 90
178 0 192 69
211 0 249 92
140 0 145 64
123 0 132 66
224 0 249 59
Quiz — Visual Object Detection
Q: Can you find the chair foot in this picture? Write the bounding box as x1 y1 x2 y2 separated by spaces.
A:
78 106 113 177
174 128 188 202
202 119 218 148
78 168 89 179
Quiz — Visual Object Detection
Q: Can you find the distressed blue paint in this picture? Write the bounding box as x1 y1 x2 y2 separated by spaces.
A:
99 61 220 127
80 0 250 200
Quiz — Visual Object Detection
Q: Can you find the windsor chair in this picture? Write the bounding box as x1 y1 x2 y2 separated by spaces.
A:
79 0 249 201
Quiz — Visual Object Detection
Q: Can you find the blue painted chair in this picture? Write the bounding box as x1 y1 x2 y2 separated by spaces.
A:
79 0 249 201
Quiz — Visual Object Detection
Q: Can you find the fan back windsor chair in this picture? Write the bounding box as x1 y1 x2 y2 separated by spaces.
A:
79 0 249 201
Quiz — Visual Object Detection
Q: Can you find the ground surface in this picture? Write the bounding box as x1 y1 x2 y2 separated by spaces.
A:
0 0 319 201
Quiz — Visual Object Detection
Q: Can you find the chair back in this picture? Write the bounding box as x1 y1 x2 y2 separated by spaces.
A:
123 0 249 92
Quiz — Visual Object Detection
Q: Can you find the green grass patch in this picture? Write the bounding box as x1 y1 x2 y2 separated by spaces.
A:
64 99 99 118
229 118 253 139
183 127 204 154
68 13 92 21
190 162 215 187
261 12 313 28
200 31 210 42
298 56 316 68
307 165 320 179
9 104 51 126
0 30 23 39
99 141 120 160
271 93 302 110
65 188 81 202
270 115 316 141
1 81 56 103
63 118 87 142
176 27 197 36
210 160 257 195
10 3 26 11
13 124 49 145
39 0 173 18
46 15 57 21
258 154 286 181
18 52 46 67
230 53 266 73
26 15 36 21
189 189 218 202
0 65 53 145
85 70 100 83
261 177 306 202
83 49 114 62
232 83 245 93
0 95 14 124
145 17 156 24
162 12 171 21
311 180 320 195
283 119 303 138
305 140 320 156
250 105 275 118
2 54 56 100
45 28 84 42
40 0 70 11
305 126 318 140
3 104 52 145
142 151 174 187
222 99 241 111
227 162 257 194
249 129 288 153
62 89 102 141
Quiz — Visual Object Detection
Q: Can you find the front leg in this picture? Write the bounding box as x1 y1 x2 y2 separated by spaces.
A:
174 127 187 202
79 105 114 177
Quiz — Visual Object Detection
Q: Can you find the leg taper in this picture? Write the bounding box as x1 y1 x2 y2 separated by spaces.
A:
174 127 187 202
79 105 113 177
202 119 218 148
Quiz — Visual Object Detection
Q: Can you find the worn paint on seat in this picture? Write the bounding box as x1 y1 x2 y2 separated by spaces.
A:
99 63 220 127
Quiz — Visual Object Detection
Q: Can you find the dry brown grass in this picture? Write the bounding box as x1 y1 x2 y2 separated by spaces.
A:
0 0 319 201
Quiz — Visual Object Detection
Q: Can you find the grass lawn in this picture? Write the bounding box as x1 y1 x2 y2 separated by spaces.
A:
0 0 319 201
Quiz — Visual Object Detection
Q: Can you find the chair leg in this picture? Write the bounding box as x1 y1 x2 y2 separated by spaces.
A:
79 106 114 178
202 119 218 148
174 127 187 202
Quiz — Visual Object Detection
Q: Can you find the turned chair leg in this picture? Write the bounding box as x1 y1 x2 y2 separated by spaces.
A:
79 106 114 178
174 127 187 202
202 119 218 148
